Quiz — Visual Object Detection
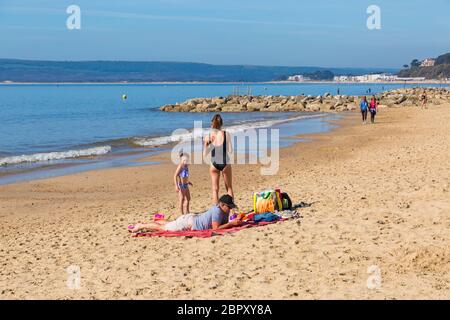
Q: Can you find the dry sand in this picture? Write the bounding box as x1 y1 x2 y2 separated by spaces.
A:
0 104 449 299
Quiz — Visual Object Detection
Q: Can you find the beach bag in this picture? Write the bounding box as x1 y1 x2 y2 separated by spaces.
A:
253 189 283 214
253 212 280 223
281 192 293 210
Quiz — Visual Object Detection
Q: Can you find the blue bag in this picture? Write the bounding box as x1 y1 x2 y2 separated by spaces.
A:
253 212 280 223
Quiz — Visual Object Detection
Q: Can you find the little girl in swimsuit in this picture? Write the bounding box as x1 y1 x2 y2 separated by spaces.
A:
174 152 192 215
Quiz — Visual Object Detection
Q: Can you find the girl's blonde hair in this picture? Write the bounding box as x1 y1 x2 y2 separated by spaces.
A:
211 114 223 129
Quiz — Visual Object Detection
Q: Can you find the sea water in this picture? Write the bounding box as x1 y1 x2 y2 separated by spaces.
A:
0 82 444 184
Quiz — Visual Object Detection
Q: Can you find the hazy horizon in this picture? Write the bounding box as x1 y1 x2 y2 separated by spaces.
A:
0 0 449 68
0 57 400 70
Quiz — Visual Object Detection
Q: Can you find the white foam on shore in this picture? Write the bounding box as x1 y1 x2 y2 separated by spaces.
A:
0 146 112 166
133 113 326 147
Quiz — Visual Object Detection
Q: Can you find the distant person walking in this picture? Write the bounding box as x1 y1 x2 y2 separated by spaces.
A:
204 114 234 206
360 96 369 124
420 90 428 109
369 96 378 124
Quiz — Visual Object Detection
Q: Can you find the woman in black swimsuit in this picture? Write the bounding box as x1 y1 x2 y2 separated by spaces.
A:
204 114 234 205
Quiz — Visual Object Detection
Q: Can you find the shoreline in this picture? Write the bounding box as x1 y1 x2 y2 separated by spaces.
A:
0 112 338 185
1 103 449 299
2 86 450 184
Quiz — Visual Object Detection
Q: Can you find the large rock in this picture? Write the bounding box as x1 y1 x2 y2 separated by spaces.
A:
395 95 407 104
322 103 335 111
193 103 216 112
295 95 306 103
301 96 314 104
170 105 179 111
335 105 346 112
265 104 284 112
246 102 267 111
308 104 322 112
226 97 240 105
334 101 344 109
406 97 419 106
221 105 244 112
283 101 300 111
186 99 199 107
164 105 182 112
212 98 225 105
179 105 192 112
314 96 323 104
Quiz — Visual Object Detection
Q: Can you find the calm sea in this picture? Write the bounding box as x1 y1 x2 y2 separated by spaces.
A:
0 82 444 184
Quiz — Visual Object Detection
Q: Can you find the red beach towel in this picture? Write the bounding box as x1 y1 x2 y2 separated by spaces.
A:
133 220 285 238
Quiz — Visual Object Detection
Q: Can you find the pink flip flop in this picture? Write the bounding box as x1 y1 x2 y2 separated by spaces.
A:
153 213 165 221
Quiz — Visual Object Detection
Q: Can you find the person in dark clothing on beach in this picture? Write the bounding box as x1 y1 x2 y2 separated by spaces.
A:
203 114 234 206
420 91 428 109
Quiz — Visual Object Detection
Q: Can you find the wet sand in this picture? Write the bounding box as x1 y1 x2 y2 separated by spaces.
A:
0 104 449 299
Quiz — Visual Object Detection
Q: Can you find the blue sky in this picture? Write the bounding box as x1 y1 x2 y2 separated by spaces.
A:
0 0 449 67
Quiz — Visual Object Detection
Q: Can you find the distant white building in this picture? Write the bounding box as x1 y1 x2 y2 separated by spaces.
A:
287 75 307 82
334 76 348 82
334 73 399 82
397 77 427 81
420 58 435 67
376 74 399 81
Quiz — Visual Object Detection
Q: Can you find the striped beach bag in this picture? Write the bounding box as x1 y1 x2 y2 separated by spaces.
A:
253 189 283 214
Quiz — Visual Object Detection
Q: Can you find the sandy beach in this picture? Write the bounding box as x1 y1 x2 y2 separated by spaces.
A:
1 103 449 300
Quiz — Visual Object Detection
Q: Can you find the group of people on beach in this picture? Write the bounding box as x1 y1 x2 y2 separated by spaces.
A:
360 90 429 124
130 114 241 233
130 88 432 233
359 96 379 124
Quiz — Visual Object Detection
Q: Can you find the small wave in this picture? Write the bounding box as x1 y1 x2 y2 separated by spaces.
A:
0 146 112 166
133 113 325 147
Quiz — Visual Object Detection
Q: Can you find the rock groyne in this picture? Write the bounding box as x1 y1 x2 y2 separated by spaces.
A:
160 87 450 113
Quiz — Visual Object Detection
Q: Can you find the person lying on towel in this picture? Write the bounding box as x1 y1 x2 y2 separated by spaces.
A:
129 195 242 233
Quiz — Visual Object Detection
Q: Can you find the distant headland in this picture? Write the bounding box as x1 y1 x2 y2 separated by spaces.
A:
0 59 397 83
